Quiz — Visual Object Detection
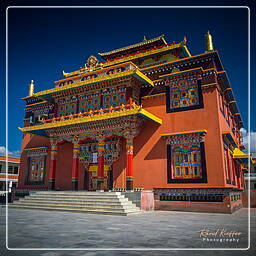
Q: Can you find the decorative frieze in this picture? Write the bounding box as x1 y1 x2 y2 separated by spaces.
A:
24 147 48 157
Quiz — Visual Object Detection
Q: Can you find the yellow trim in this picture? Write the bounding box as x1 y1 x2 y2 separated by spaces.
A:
161 130 207 137
139 108 162 124
55 62 138 83
141 93 166 100
19 106 162 133
25 101 49 108
182 45 191 57
228 100 237 104
233 148 248 159
33 69 153 98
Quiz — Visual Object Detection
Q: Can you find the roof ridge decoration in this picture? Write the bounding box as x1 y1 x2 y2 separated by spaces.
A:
98 34 167 57
29 68 154 102
63 55 103 77
62 42 188 78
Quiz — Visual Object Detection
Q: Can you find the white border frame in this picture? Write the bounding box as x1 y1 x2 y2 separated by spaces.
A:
5 5 251 251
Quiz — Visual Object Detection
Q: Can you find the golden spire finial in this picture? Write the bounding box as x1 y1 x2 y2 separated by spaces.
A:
28 80 34 96
143 35 147 41
205 31 214 52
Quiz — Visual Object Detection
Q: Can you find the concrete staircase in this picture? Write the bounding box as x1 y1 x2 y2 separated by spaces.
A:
9 191 141 216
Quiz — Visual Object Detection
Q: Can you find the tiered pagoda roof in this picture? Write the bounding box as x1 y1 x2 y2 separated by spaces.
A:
99 35 167 60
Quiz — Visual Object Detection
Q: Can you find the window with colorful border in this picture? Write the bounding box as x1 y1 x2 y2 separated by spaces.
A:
163 131 207 183
24 147 48 185
166 79 204 113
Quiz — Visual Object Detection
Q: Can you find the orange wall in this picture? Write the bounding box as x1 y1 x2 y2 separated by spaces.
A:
132 87 226 189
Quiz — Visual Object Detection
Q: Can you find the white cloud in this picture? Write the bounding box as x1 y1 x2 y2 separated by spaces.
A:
0 146 20 156
240 128 256 156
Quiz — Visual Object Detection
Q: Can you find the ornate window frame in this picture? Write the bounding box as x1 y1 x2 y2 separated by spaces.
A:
162 131 207 183
166 79 204 113
24 147 48 185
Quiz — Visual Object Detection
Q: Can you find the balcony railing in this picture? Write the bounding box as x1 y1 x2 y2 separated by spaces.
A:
44 103 140 124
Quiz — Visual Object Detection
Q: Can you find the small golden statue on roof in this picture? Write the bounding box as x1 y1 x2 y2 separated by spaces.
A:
85 55 103 71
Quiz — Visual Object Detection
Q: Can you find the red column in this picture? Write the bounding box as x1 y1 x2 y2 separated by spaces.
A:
126 137 134 190
97 140 105 190
71 141 80 190
48 140 57 190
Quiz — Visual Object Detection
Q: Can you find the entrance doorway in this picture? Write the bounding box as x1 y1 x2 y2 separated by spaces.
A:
84 164 113 191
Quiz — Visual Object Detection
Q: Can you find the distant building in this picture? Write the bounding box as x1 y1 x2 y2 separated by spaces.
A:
0 155 20 192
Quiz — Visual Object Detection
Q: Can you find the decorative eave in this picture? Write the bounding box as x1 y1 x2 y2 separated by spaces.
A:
159 67 203 80
161 130 207 145
30 69 154 102
141 51 219 72
99 35 167 57
18 105 162 137
217 71 243 128
55 62 139 83
233 147 248 159
102 42 190 68
222 131 238 148
161 130 207 138
63 42 189 78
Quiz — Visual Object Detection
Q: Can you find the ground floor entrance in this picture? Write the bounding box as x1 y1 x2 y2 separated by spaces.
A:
84 164 113 191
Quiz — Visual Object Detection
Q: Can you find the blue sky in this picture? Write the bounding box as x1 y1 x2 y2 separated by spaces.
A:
1 5 254 156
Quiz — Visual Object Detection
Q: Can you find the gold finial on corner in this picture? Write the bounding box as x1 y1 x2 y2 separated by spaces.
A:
143 35 147 41
205 31 214 52
28 80 34 96
63 70 68 77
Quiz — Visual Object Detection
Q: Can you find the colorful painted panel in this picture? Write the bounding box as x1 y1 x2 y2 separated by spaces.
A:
166 79 203 113
167 141 207 183
172 144 202 179
79 96 101 113
103 88 126 109
58 103 77 117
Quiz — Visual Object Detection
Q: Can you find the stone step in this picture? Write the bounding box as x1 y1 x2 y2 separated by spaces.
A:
11 191 141 216
8 204 141 216
34 191 121 196
12 202 139 212
24 196 129 202
14 200 138 209
19 198 134 206
27 195 127 200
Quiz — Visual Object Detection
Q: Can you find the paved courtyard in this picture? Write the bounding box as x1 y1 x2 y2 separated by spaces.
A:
0 207 255 256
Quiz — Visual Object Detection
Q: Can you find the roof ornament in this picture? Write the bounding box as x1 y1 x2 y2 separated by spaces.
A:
205 31 214 52
183 36 187 43
63 70 68 77
84 55 103 72
143 35 147 41
28 80 34 96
